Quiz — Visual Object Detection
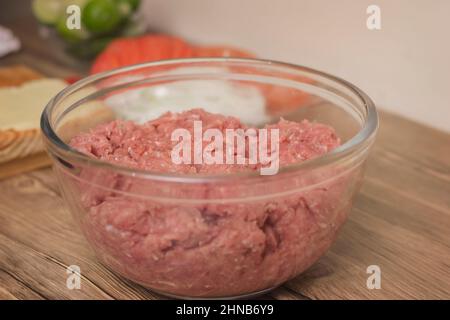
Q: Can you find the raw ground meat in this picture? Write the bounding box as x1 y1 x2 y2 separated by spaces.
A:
67 109 357 297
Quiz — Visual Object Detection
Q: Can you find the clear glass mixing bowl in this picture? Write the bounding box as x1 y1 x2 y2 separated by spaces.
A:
41 58 378 299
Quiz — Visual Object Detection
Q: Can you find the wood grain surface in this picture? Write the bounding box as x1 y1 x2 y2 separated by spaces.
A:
0 1 449 300
0 152 51 180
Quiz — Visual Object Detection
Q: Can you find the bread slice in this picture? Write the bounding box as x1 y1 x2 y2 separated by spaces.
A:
0 65 116 168
0 68 67 164
0 65 43 87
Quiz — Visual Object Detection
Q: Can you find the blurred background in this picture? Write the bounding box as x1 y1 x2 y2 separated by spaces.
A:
140 0 450 132
1 0 449 132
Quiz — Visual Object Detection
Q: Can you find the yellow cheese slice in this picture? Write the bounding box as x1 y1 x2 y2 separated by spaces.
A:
0 78 67 130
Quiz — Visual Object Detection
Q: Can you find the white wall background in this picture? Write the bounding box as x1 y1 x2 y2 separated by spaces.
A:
141 0 450 132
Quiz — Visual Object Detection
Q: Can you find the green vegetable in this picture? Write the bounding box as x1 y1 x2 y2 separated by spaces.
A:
56 17 89 43
32 0 64 25
82 0 123 34
112 0 141 19
64 0 89 6
67 36 114 59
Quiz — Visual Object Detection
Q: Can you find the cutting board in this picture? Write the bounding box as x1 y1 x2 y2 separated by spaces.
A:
0 152 51 180
0 111 448 300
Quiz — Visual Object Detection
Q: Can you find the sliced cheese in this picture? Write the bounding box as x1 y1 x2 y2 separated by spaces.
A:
0 78 67 130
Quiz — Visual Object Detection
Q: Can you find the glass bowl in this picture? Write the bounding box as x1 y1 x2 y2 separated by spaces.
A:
41 58 378 299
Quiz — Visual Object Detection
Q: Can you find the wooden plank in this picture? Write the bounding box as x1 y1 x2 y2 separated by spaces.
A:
0 269 45 300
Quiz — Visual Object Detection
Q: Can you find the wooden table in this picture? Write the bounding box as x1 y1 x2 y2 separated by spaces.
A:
0 2 449 300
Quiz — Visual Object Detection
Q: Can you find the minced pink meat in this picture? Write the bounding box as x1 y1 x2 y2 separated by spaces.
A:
68 109 353 298
70 108 339 174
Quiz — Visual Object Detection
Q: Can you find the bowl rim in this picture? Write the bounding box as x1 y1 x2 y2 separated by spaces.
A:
41 57 378 183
